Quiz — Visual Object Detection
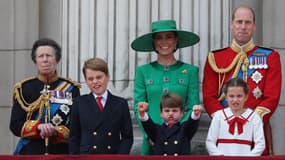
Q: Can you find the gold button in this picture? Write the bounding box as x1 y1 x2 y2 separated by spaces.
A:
93 145 97 149
174 140 178 144
93 132 97 136
163 153 167 156
164 141 168 145
108 132 112 136
107 145 111 150
174 153 178 156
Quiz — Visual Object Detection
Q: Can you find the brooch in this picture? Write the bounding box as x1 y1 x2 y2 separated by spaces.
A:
181 69 187 74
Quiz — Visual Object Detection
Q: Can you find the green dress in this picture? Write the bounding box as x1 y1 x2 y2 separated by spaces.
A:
134 61 199 155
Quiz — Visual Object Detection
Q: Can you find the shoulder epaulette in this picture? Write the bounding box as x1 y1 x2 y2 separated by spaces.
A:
59 77 81 88
13 76 36 91
211 47 229 53
258 45 274 51
12 76 42 116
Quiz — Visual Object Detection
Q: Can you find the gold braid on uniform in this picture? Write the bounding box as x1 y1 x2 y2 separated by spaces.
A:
59 77 81 88
207 39 255 102
13 77 49 121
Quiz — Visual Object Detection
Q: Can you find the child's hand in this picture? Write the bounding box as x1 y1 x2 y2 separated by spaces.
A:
193 105 202 117
138 102 149 117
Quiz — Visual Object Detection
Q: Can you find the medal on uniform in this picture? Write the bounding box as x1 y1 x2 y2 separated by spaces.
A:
51 114 63 126
251 71 263 84
249 57 254 69
60 104 70 115
252 53 268 69
258 57 263 69
252 86 262 99
253 57 258 69
50 90 73 105
263 56 268 69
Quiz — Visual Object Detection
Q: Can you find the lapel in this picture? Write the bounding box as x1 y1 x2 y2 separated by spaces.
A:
87 93 104 129
88 91 116 128
161 123 180 139
103 91 116 117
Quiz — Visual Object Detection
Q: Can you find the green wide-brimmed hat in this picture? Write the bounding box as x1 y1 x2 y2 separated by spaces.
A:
131 20 200 52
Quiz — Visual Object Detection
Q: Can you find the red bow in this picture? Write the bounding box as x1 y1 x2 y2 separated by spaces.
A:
228 117 247 135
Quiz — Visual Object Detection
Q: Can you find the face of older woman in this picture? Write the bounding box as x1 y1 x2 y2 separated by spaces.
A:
35 46 58 76
153 31 178 56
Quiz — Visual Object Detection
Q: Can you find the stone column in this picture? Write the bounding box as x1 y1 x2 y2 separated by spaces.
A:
263 0 285 155
232 0 285 155
0 0 39 154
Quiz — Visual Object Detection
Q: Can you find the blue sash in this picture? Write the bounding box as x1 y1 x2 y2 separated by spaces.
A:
14 81 74 154
220 48 272 107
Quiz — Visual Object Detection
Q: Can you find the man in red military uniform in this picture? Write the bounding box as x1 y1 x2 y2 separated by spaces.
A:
202 6 282 155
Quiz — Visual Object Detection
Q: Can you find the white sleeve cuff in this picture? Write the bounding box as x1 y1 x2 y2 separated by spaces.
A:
191 111 200 120
139 112 149 122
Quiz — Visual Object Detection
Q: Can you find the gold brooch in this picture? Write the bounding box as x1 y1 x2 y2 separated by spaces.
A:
181 69 187 74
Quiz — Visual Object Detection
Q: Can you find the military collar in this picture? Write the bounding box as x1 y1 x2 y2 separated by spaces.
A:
37 72 58 83
231 39 256 53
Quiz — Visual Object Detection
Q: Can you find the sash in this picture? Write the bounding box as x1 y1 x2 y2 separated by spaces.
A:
220 47 272 107
14 80 74 154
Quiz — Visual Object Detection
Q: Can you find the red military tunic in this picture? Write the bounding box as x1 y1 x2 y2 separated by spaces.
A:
202 40 282 123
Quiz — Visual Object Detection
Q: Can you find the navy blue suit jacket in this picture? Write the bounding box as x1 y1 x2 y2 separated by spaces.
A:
141 115 199 155
69 91 133 154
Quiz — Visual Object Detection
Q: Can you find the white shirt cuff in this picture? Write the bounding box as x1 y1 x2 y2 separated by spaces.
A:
139 112 149 122
191 111 200 120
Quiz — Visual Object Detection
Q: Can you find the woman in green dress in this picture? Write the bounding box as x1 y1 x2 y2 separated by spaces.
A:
131 19 200 155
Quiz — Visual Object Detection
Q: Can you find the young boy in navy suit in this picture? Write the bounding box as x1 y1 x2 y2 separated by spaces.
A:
138 93 202 156
69 58 133 154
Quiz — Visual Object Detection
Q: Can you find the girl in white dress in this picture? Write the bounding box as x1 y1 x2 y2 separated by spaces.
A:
206 78 265 156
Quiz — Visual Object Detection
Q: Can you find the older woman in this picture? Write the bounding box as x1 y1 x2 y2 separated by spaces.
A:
10 38 80 154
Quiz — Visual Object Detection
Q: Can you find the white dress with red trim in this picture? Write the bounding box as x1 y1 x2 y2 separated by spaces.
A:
206 108 265 156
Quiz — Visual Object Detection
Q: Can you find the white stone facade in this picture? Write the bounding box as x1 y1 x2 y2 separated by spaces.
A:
0 0 284 155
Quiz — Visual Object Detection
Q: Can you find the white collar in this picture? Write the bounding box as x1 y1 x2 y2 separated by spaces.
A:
93 90 108 100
